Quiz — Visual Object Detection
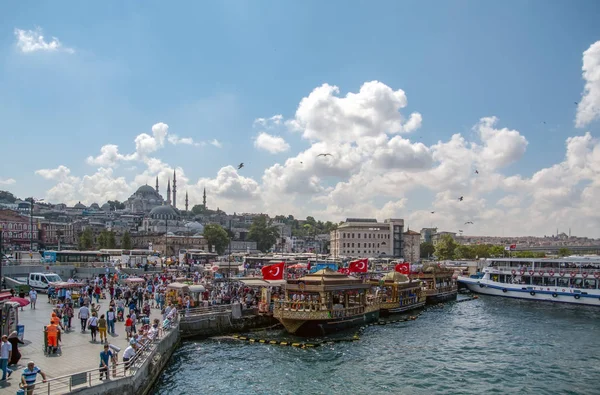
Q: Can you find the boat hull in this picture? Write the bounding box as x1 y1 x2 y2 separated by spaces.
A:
425 290 457 304
380 301 425 316
278 309 379 336
458 276 600 306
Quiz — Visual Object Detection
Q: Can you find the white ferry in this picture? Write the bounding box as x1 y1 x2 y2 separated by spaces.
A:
457 257 600 306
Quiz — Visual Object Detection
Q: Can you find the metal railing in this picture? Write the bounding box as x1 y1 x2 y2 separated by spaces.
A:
31 321 179 394
181 304 232 317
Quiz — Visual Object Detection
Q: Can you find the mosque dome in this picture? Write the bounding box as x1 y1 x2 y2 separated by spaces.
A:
185 221 204 233
101 203 111 211
136 185 157 195
89 203 100 210
74 202 86 209
149 205 178 220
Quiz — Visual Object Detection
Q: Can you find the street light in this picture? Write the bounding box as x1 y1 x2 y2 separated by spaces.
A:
28 197 43 252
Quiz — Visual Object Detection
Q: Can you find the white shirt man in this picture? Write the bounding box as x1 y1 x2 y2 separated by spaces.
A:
29 289 38 309
122 344 137 370
1 335 13 380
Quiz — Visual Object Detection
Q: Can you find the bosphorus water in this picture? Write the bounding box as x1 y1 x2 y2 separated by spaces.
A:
152 295 600 394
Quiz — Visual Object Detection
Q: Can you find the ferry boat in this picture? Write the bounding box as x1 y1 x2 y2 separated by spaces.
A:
273 268 380 336
411 263 458 304
457 257 600 306
369 271 426 316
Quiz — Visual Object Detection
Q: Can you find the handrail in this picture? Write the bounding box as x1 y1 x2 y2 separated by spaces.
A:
181 304 232 317
30 321 179 394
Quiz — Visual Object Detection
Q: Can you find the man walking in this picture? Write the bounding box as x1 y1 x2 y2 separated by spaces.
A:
29 289 37 309
78 304 90 333
21 361 47 395
0 335 13 381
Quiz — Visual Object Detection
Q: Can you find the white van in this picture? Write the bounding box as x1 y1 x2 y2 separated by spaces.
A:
28 272 63 291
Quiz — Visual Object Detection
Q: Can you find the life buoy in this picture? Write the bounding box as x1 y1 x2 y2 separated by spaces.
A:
570 272 577 278
519 270 525 276
574 294 581 300
502 288 508 293
552 293 558 298
529 270 534 276
538 270 545 276
559 271 565 277
511 270 516 275
549 270 555 276
583 272 589 278
594 272 600 279
562 289 566 292
530 291 536 296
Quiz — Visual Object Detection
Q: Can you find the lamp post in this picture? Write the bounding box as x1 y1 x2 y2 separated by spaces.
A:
28 197 43 252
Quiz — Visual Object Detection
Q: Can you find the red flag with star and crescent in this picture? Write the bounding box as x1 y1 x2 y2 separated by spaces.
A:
395 262 410 275
348 258 369 273
262 262 285 280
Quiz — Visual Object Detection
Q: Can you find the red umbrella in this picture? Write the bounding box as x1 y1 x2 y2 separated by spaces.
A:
9 297 30 307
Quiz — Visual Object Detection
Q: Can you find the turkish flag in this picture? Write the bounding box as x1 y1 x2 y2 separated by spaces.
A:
262 262 285 280
395 262 410 275
348 258 368 273
337 268 349 275
307 261 311 271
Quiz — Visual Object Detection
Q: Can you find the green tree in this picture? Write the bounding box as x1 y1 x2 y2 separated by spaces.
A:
191 204 206 215
106 231 116 249
558 247 572 257
434 235 458 260
107 200 125 210
248 215 280 253
78 228 94 250
420 242 435 258
121 231 132 250
203 224 230 255
455 245 476 259
0 190 18 203
488 245 505 257
98 230 108 249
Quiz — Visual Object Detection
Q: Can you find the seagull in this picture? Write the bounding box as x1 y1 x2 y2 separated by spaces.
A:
574 101 578 105
465 221 473 225
238 163 244 170
430 211 435 214
475 170 479 174
542 121 546 124
458 196 464 201
317 153 332 157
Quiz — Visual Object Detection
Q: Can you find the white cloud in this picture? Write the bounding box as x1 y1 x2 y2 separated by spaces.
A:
254 132 290 154
167 135 195 145
86 144 129 167
14 27 74 54
253 115 283 128
0 178 16 185
35 165 72 180
209 139 222 148
576 40 600 128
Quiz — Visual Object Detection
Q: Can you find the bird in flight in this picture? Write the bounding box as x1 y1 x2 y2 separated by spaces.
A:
458 196 464 201
574 101 578 105
475 170 479 174
465 221 473 225
238 163 244 170
430 211 435 214
317 153 332 157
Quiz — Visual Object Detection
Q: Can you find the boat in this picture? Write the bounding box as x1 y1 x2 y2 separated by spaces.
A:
273 268 380 336
369 271 426 316
457 257 600 306
411 263 458 304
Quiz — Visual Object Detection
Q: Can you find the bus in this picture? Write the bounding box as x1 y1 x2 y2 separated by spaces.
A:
99 249 126 263
128 249 161 267
178 249 217 265
43 250 110 265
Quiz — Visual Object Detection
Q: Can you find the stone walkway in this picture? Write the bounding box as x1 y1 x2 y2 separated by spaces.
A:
0 295 163 394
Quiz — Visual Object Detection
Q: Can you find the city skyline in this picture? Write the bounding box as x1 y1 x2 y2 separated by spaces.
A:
1 2 600 237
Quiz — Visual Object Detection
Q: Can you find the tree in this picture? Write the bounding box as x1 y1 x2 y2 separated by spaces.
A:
420 242 435 258
0 190 17 203
454 245 476 259
121 231 132 250
558 247 572 257
78 228 94 250
203 224 230 255
97 230 116 249
107 200 125 210
434 235 458 260
248 215 280 253
191 204 206 215
488 245 505 257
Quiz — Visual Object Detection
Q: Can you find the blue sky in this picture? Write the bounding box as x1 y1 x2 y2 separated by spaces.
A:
1 1 600 236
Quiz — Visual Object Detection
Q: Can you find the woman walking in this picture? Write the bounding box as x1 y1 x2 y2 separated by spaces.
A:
87 312 99 342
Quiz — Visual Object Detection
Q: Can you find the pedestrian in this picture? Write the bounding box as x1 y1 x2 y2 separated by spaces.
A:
87 312 99 342
98 344 113 380
8 331 24 366
130 310 137 334
98 314 107 344
125 315 132 340
122 341 137 371
46 320 60 354
0 335 13 381
79 304 90 333
29 288 37 309
107 307 116 335
21 361 47 395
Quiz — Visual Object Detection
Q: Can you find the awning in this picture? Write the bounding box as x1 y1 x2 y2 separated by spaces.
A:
239 279 286 287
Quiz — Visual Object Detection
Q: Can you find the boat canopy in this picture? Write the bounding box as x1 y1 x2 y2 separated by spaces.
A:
381 271 410 282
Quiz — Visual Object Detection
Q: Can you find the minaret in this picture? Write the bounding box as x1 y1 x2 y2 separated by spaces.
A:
167 179 171 206
172 169 177 209
155 176 159 194
203 188 207 209
185 191 189 212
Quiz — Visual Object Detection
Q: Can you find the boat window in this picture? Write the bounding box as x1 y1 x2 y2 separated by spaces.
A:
557 278 569 288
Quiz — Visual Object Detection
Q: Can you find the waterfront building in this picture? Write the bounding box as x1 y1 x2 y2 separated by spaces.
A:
403 229 421 263
330 218 405 258
0 209 39 251
432 231 457 246
420 227 437 243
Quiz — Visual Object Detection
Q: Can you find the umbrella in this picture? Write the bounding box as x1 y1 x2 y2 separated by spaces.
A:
9 297 30 307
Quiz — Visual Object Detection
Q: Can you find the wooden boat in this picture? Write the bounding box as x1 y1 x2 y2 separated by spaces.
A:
369 271 426 316
411 264 458 304
273 269 380 336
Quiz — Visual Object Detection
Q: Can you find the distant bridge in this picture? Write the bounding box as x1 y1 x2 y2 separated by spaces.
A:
514 245 600 253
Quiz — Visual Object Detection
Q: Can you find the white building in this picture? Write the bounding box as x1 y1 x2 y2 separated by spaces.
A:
403 229 421 263
330 218 405 258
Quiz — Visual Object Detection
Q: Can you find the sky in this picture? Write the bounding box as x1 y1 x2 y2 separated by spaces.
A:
1 1 600 237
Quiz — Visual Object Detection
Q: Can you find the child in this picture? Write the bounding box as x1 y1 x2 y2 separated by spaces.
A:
98 314 107 343
125 314 133 340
